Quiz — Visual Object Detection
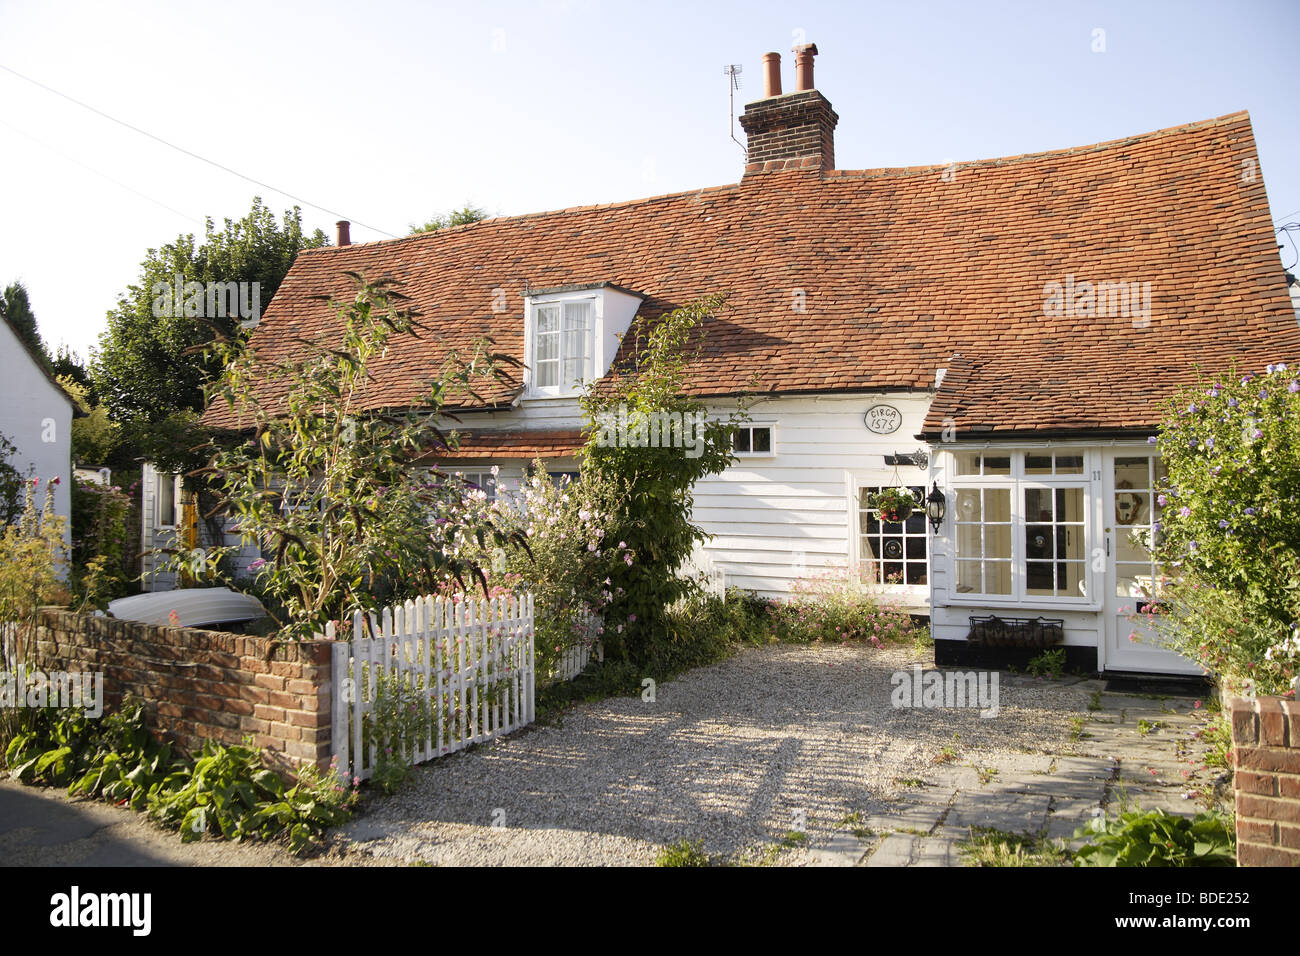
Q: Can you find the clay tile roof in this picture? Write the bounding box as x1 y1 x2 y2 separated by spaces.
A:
422 429 585 461
201 110 1300 437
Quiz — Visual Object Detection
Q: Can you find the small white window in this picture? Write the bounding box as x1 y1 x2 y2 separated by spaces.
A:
732 424 775 456
156 473 178 528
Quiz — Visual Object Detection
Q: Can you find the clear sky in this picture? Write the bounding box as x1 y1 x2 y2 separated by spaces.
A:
2 0 1297 359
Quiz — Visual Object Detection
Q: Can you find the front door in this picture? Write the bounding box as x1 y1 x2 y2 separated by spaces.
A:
1102 451 1203 675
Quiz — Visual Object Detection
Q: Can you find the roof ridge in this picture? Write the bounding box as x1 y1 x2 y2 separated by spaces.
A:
825 110 1252 182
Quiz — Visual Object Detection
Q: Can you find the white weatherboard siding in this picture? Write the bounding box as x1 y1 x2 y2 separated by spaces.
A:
693 393 934 600
0 319 72 550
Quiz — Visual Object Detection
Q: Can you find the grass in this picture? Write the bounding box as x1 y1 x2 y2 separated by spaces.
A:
1136 718 1162 736
656 839 713 867
894 777 926 788
959 827 1072 867
975 766 998 785
1087 691 1103 711
839 811 874 840
1068 715 1091 741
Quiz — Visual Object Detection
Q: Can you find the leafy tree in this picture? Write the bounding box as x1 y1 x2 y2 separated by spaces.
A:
90 198 329 426
576 296 745 669
409 204 488 234
0 432 26 527
173 276 527 640
1 281 51 369
50 346 94 401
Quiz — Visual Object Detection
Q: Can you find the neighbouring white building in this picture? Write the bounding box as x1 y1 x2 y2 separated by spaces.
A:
145 43 1300 677
0 314 73 548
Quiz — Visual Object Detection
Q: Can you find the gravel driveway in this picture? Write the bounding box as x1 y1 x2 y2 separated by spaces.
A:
343 642 1087 865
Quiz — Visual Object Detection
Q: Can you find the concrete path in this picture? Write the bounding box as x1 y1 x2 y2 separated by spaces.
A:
852 678 1221 867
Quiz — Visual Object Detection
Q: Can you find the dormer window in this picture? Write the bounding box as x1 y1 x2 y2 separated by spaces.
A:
523 283 644 398
533 299 594 390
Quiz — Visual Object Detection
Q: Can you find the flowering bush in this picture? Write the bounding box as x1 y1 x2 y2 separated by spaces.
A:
442 463 635 681
770 566 919 646
1149 363 1300 696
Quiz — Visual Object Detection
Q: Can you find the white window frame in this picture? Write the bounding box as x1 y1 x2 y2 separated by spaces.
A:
524 292 597 397
731 422 777 458
854 481 929 590
155 472 180 530
946 449 1097 609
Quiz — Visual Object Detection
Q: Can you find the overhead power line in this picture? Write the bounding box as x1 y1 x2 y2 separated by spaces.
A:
0 62 399 238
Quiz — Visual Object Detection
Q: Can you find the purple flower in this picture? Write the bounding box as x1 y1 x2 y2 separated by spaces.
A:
1244 507 1257 516
1178 506 1191 518
1188 541 1198 551
1260 389 1269 400
1252 429 1264 440
1156 494 1167 506
1228 398 1239 408
249 558 266 571
1289 381 1300 394
1147 436 1158 444
1218 520 1229 529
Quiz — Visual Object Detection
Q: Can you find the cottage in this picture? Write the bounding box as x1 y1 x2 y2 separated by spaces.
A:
149 44 1300 676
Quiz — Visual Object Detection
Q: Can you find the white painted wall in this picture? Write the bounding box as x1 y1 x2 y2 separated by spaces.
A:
0 319 71 551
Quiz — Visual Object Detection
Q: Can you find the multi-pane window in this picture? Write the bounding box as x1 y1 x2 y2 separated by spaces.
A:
858 485 928 586
949 450 1090 603
953 488 1012 595
732 425 774 456
533 300 593 390
1113 455 1167 608
1024 486 1086 597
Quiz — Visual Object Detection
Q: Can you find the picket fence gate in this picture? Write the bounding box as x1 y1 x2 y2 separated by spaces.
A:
329 593 535 783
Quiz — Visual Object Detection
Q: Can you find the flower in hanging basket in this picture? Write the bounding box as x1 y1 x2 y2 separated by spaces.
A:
868 487 917 522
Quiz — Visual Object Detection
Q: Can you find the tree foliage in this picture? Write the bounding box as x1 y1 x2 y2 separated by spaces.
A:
176 276 528 640
0 281 51 370
409 204 488 234
577 295 744 669
90 198 328 426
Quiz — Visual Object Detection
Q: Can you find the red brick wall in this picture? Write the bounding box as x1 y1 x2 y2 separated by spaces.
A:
29 608 334 773
1229 695 1300 866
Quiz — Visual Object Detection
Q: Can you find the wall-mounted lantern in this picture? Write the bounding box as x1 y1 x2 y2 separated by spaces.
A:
926 483 947 533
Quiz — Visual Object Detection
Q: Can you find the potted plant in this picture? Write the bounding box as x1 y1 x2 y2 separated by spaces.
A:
868 487 918 523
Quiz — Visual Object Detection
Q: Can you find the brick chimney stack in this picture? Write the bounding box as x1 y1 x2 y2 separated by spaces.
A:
738 42 838 176
336 221 351 246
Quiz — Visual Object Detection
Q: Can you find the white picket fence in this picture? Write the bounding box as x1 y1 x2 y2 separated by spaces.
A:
677 545 726 600
330 593 535 783
547 612 604 683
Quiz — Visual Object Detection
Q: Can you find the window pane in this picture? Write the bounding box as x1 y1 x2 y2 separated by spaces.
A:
1056 487 1084 522
1025 454 1053 475
1026 487 1053 522
985 488 1011 521
954 452 982 476
984 456 1011 475
955 489 982 521
956 560 982 593
987 561 1012 594
536 360 558 387
1114 456 1150 490
986 524 1011 560
905 563 927 585
733 429 751 452
955 523 982 557
1055 454 1083 474
752 427 772 453
536 304 559 332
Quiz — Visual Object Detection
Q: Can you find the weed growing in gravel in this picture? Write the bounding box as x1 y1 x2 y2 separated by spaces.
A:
976 766 998 785
1068 715 1090 741
1087 691 1103 711
839 811 873 839
1026 649 1066 679
1136 719 1163 736
960 827 1071 867
656 839 713 867
932 746 958 765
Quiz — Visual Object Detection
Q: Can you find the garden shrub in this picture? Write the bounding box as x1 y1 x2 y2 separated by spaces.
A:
1073 807 1235 867
1150 362 1300 696
5 699 356 854
69 476 135 609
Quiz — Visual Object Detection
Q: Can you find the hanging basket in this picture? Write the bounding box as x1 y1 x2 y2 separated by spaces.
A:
869 487 917 523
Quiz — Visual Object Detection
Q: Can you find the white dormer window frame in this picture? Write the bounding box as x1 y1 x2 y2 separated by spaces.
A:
525 292 598 398
522 284 644 400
